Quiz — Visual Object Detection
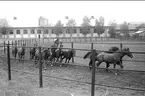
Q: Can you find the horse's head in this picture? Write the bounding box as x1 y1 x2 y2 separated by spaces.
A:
123 48 133 58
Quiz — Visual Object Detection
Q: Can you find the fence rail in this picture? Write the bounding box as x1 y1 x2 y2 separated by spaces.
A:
0 39 145 96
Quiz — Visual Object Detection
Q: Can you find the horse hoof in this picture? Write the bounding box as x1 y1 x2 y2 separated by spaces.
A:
44 68 47 70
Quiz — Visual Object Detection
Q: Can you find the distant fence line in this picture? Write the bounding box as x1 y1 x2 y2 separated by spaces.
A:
1 36 145 43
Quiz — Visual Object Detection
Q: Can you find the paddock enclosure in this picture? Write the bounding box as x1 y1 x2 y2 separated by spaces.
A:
0 37 145 96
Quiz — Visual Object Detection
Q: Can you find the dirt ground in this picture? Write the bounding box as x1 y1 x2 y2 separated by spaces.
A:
0 56 145 96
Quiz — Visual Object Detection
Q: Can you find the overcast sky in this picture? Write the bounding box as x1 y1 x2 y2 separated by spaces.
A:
0 1 145 27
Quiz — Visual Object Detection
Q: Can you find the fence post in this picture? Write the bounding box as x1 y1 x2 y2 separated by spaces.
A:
71 42 74 63
20 40 22 46
120 43 123 64
91 43 93 50
7 41 11 80
39 46 43 88
15 40 17 47
12 41 13 47
4 41 5 53
120 43 123 51
91 49 96 96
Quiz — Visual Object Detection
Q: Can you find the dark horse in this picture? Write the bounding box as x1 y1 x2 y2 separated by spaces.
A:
34 47 52 70
83 46 120 71
49 44 58 66
12 43 18 59
55 44 64 63
95 48 133 72
29 44 37 59
18 44 26 63
61 49 76 63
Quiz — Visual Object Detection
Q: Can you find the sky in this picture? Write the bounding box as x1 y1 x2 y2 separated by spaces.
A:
0 1 145 27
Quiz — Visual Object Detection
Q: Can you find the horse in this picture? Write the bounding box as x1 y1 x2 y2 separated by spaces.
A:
49 44 58 66
61 49 76 64
18 44 26 63
95 48 133 72
55 44 64 63
34 47 52 70
12 43 18 59
42 48 52 69
29 44 37 59
83 46 120 71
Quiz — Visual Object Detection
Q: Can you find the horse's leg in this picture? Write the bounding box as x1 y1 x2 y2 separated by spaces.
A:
113 64 116 69
68 58 71 63
43 60 47 70
96 61 102 72
56 57 59 62
34 57 37 67
51 57 55 66
23 56 24 63
89 60 92 70
61 56 65 62
106 63 110 72
65 58 67 63
60 55 63 62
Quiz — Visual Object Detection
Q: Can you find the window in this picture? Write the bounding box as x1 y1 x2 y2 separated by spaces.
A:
52 29 54 33
2 30 6 35
73 29 76 33
9 30 13 34
31 29 35 34
44 29 48 34
37 29 41 34
16 30 20 34
23 30 28 34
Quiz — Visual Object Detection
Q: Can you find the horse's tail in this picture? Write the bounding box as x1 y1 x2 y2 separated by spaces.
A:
83 51 92 59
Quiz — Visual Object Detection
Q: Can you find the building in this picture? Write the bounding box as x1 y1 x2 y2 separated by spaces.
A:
2 26 110 39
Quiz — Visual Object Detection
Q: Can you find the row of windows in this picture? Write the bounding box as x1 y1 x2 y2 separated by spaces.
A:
9 29 49 35
9 28 78 35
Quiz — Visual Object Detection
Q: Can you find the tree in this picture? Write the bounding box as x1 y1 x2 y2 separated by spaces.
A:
66 18 76 27
120 21 129 38
0 19 10 38
108 20 117 38
136 23 145 30
54 20 64 37
66 18 76 37
94 16 105 36
81 16 91 37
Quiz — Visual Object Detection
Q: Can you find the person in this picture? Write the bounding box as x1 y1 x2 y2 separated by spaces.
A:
54 38 60 48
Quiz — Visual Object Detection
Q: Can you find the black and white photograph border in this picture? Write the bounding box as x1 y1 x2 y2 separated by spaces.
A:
0 1 144 96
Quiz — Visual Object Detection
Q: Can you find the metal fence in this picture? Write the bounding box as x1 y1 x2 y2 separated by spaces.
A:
0 39 145 96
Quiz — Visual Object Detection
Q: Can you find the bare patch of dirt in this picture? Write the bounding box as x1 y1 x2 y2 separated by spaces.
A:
0 57 145 96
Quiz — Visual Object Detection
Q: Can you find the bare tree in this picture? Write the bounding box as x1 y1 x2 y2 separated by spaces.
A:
0 19 10 38
94 16 105 37
54 20 64 37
